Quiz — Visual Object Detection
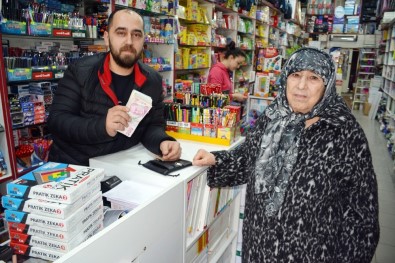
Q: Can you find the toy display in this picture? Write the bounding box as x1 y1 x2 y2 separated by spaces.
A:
262 47 282 74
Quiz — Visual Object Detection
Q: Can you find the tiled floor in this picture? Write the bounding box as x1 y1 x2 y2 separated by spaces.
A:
353 110 395 263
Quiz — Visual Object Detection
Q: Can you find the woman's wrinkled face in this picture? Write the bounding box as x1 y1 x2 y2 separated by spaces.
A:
286 70 325 114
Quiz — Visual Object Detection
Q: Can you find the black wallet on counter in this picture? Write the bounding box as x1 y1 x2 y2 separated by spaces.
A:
138 159 192 176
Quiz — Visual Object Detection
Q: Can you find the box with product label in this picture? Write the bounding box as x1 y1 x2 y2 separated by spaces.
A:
2 183 101 219
0 150 7 177
346 15 360 24
203 123 216 138
224 105 242 123
166 121 179 132
181 48 190 69
166 125 240 146
7 68 32 82
115 0 128 6
217 126 233 141
178 122 191 134
29 22 52 36
248 98 271 125
71 30 86 38
344 24 359 33
1 20 27 35
9 211 104 243
332 24 344 33
4 191 103 231
190 123 203 136
333 16 345 24
32 71 53 80
217 124 240 142
52 28 72 37
263 48 282 74
6 162 105 203
254 74 270 97
9 220 103 253
10 242 64 261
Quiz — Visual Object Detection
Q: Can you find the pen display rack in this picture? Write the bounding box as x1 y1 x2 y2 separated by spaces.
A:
165 102 241 145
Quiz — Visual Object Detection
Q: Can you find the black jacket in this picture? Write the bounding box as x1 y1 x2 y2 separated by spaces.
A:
207 98 379 262
48 52 175 165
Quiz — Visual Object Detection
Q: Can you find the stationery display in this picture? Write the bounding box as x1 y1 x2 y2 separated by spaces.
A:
2 162 105 261
5 162 105 202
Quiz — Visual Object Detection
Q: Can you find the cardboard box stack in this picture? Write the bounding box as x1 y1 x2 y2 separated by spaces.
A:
1 162 105 261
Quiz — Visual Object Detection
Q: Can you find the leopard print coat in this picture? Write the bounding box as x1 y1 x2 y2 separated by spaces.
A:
207 101 379 262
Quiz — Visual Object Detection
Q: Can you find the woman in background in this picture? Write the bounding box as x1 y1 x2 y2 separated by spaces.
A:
207 41 247 102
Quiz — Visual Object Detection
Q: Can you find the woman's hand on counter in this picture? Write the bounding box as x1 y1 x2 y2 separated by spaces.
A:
193 149 216 166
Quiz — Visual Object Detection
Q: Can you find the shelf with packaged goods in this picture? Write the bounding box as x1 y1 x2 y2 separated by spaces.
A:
143 41 175 101
352 48 378 110
1 33 99 41
0 114 14 182
175 67 211 72
176 0 213 85
381 13 395 148
0 35 16 182
212 4 238 39
114 4 175 18
267 25 305 49
0 14 110 178
235 15 255 97
255 20 270 49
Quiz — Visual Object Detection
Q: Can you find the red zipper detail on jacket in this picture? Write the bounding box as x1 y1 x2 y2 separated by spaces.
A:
98 54 118 105
98 54 148 105
134 63 147 88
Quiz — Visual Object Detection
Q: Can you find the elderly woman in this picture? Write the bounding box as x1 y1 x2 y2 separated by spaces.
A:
193 47 379 262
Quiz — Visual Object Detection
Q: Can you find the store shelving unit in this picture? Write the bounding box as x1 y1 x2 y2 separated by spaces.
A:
0 41 16 183
382 20 395 112
235 13 255 95
174 0 213 91
379 16 395 165
352 48 377 110
0 31 83 180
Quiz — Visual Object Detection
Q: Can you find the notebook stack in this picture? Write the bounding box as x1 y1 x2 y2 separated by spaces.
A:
1 162 105 261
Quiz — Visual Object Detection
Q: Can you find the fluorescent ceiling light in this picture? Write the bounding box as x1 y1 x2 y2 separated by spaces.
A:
329 35 358 42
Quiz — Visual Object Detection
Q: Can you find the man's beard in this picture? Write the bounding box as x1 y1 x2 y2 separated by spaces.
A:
109 40 141 68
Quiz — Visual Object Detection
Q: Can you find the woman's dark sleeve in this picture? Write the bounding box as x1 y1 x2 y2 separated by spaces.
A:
338 122 380 262
207 120 262 188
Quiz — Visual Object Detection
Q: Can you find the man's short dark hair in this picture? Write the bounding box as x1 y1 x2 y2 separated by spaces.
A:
107 9 144 31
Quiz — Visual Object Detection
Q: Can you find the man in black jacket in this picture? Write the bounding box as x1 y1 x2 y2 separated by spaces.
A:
47 9 181 166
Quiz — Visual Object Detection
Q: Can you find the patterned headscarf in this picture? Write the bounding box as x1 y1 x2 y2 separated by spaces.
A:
254 47 337 217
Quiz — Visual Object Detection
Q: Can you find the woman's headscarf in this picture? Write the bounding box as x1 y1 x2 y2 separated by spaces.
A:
254 47 337 217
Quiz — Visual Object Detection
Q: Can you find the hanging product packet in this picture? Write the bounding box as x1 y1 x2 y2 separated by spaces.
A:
117 90 152 137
